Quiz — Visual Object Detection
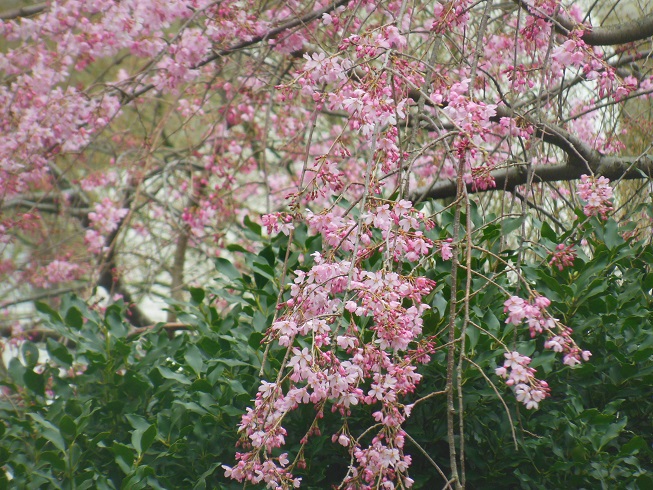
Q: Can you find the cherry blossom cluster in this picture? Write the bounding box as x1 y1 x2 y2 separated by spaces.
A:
551 34 638 102
428 0 474 33
504 295 556 337
300 156 347 201
227 200 437 488
290 26 419 202
431 77 502 191
345 429 414 488
306 200 434 263
549 243 577 271
501 295 591 408
330 80 408 147
223 451 301 489
262 213 295 236
361 200 435 263
29 259 83 289
544 333 592 367
443 79 497 140
439 238 454 261
340 25 408 59
577 174 614 219
152 27 211 92
495 352 550 410
84 198 129 254
0 0 216 193
464 164 498 192
181 199 220 239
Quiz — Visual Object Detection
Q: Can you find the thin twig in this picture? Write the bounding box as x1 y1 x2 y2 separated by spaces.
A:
404 432 453 489
463 356 518 450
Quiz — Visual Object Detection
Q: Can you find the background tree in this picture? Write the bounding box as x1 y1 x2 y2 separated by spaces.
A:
0 0 652 488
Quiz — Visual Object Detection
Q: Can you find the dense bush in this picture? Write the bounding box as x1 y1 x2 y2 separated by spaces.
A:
0 279 267 488
405 215 653 489
1 213 651 489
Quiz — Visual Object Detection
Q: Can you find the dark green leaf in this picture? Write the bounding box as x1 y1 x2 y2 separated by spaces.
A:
248 331 264 349
132 424 157 455
184 344 204 376
20 341 39 368
24 369 45 396
39 451 66 472
125 414 151 432
59 415 77 441
46 338 73 366
105 305 128 338
243 215 262 235
65 307 84 329
157 366 191 385
540 220 557 242
214 258 240 280
501 217 523 235
466 324 479 350
35 301 63 323
112 443 135 474
28 414 66 452
189 287 205 304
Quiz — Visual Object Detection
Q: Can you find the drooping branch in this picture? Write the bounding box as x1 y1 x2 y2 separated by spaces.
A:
197 0 351 67
126 0 351 101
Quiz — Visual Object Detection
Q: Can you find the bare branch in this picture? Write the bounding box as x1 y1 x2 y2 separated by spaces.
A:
0 286 86 310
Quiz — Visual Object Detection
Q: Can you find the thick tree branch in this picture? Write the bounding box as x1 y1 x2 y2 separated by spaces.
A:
0 2 46 20
415 154 653 201
95 183 153 328
2 194 89 218
514 0 653 46
493 106 599 169
410 71 653 200
557 11 653 46
46 163 153 327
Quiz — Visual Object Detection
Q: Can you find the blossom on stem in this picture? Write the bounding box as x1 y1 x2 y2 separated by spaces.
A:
500 293 590 408
549 243 577 271
577 174 613 219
